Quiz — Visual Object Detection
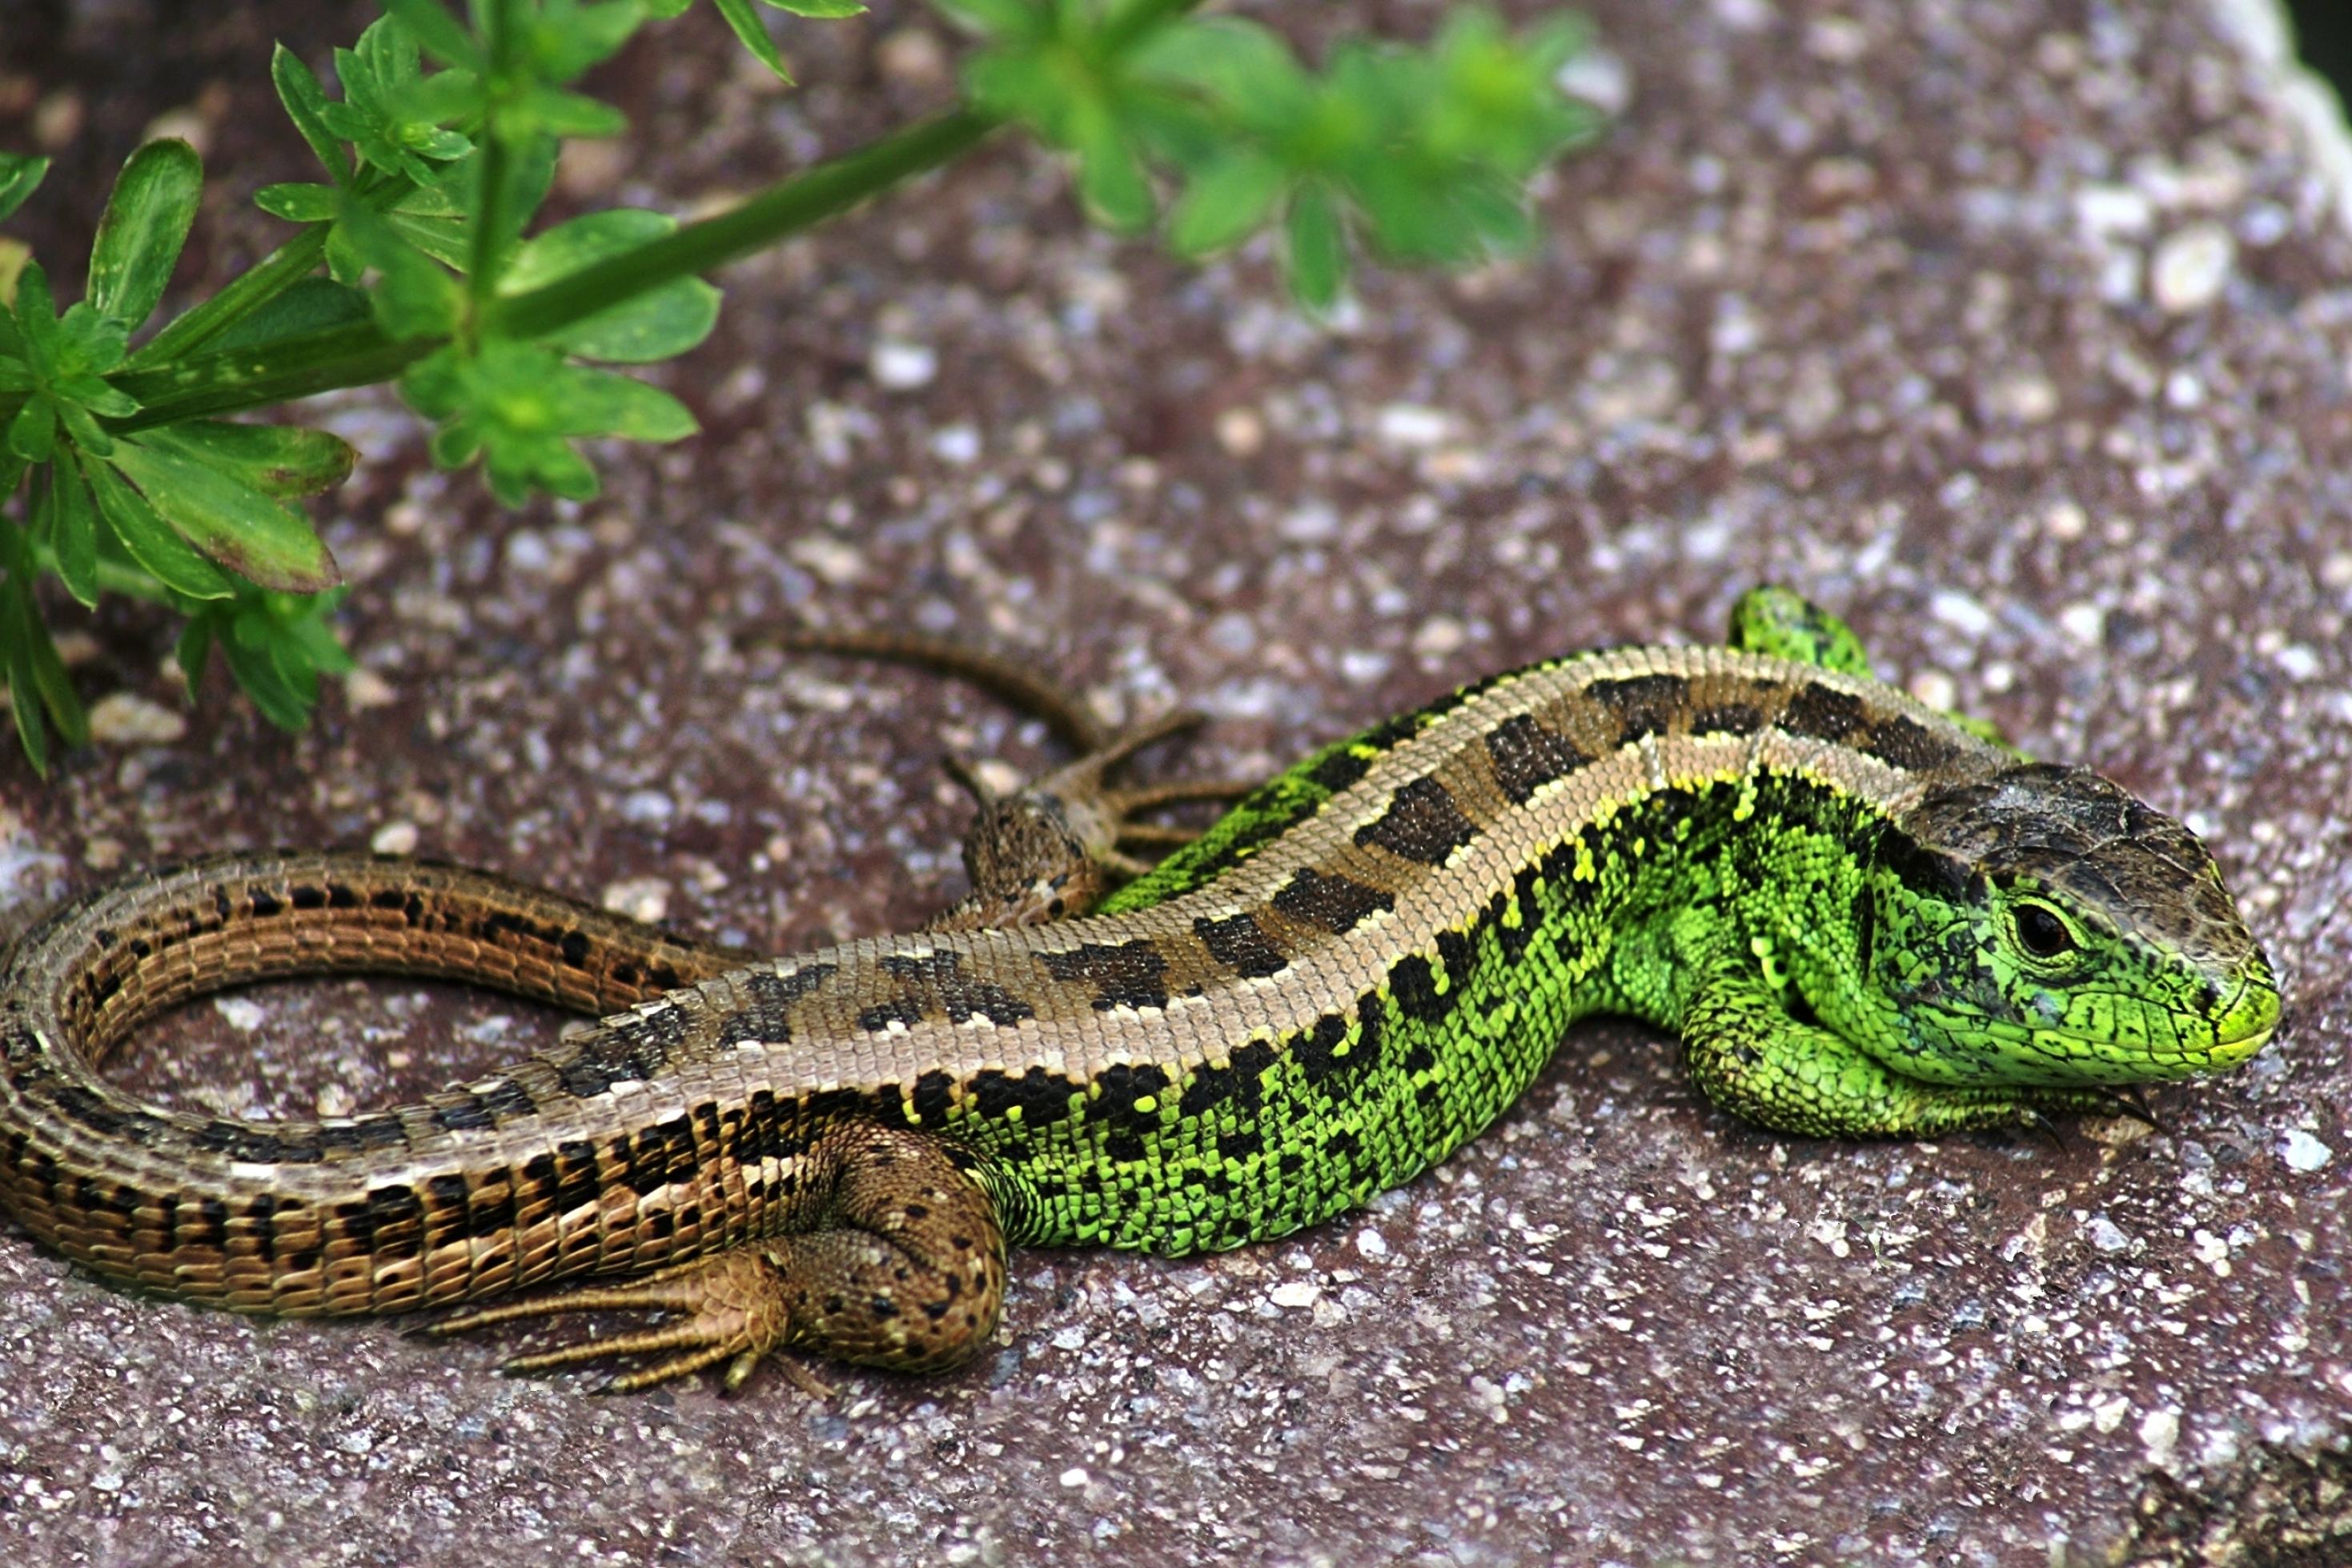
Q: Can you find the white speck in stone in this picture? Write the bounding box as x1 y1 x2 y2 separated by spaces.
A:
2281 1129 2333 1172
2164 369 2205 408
1355 1227 1389 1258
1339 648 1391 684
1375 403 1452 448
2139 1407 2181 1465
1269 1281 1321 1309
1411 616 1465 658
2274 644 2321 681
1710 295 1760 357
2149 223 2234 314
370 820 419 856
622 789 676 828
505 530 552 573
1981 371 2057 423
2191 1229 2231 1275
1929 590 1995 638
215 997 267 1032
2074 184 2153 237
346 668 397 710
1554 48 1632 117
1279 502 1340 542
788 535 865 587
870 339 937 390
87 692 186 744
2044 501 2089 539
2058 603 2105 645
1804 16 1868 62
1207 612 1257 656
1714 0 1770 29
1214 406 1263 455
930 424 981 464
1059 1467 1090 1489
1908 671 1957 712
2086 1215 2131 1253
601 877 670 924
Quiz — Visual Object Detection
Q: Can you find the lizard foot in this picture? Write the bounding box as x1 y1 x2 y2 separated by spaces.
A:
425 1249 793 1394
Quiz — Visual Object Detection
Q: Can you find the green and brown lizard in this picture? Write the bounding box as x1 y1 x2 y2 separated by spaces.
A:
0 589 2280 1391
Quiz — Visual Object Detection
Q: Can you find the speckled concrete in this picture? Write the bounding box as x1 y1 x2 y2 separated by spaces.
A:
4 1 2352 1562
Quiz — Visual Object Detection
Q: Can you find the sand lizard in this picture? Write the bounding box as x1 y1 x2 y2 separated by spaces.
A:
0 589 2281 1391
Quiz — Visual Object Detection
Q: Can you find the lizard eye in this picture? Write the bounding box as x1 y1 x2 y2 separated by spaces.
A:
2013 902 2075 959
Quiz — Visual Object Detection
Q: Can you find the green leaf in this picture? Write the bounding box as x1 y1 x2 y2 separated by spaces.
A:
640 0 693 16
12 261 56 359
172 614 214 698
5 640 50 774
765 0 866 17
271 43 354 185
199 589 351 731
6 396 55 462
255 182 342 223
500 209 720 361
401 340 694 505
1167 149 1284 256
46 449 99 608
1285 183 1346 308
381 0 481 70
135 420 357 500
933 0 1039 38
548 363 697 441
87 139 203 329
1069 98 1152 233
713 0 792 82
338 197 464 339
211 275 371 352
26 620 85 749
109 437 342 592
508 86 628 141
81 451 235 600
0 154 50 226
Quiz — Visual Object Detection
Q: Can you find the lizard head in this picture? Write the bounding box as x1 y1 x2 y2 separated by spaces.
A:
1855 763 2278 1087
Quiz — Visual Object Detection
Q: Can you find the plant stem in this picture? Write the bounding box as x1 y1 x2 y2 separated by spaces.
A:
124 226 331 371
104 108 1000 432
487 108 996 340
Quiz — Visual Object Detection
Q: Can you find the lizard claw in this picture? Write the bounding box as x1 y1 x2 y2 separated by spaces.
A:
425 1249 794 1394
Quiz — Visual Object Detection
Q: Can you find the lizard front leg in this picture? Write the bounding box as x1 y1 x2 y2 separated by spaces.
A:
1677 948 2119 1137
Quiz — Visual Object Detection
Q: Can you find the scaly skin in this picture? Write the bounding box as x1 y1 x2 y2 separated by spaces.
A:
0 590 2281 1390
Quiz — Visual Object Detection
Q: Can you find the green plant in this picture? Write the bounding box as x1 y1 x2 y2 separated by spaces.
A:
0 0 1605 773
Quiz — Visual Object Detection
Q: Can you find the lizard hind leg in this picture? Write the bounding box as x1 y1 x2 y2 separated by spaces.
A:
426 1122 1008 1392
1727 583 2016 752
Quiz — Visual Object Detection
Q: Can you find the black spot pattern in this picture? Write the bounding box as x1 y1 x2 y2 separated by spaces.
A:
1780 681 1868 744
715 962 841 1045
557 1021 675 1097
1038 940 1170 1012
1178 1039 1279 1117
1483 713 1593 803
872 951 1036 1027
1192 912 1290 979
1587 674 1691 744
1861 714 1965 773
1388 952 1451 1023
1354 776 1478 865
1270 868 1395 932
970 1067 1078 1125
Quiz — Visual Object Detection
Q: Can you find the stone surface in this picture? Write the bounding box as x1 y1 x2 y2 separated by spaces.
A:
4 1 2352 1563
